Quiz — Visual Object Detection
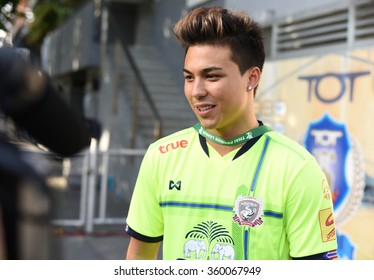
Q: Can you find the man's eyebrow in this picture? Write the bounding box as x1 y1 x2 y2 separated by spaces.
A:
183 66 223 74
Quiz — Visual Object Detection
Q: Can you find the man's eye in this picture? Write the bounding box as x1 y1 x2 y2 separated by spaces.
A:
184 75 193 81
207 74 220 79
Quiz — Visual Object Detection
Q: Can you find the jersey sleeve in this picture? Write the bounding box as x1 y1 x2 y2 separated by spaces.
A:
126 148 164 241
284 155 337 258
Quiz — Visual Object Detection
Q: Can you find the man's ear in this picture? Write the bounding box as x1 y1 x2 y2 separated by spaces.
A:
247 67 261 91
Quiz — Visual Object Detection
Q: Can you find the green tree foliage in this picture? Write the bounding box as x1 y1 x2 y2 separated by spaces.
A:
26 0 86 48
1 0 86 48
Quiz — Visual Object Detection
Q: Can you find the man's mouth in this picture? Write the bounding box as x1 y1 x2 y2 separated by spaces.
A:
197 105 215 112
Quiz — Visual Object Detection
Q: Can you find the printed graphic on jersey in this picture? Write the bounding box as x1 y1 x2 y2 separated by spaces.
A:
169 180 181 190
324 249 338 260
211 243 235 260
322 178 331 201
158 140 188 154
233 195 264 228
319 207 337 242
183 240 207 259
183 221 234 260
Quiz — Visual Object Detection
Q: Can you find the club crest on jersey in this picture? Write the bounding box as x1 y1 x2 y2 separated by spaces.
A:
233 195 264 228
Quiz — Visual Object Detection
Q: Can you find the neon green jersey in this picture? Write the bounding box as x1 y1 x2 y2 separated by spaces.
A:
126 126 337 260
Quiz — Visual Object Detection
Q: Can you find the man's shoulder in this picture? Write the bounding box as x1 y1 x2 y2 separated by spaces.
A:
147 126 196 152
265 130 313 160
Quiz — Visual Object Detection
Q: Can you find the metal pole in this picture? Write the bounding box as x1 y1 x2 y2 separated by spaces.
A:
79 150 90 226
85 139 97 233
98 150 109 222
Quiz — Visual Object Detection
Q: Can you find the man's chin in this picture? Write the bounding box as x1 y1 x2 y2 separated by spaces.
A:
199 122 216 130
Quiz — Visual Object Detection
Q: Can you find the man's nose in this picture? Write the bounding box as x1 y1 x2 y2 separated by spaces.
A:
191 79 208 98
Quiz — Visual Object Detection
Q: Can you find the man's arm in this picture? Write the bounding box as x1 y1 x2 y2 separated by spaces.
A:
126 237 161 260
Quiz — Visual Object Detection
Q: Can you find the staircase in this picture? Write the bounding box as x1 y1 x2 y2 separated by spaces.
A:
121 44 196 147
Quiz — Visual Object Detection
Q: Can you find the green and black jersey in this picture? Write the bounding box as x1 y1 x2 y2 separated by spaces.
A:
126 123 337 260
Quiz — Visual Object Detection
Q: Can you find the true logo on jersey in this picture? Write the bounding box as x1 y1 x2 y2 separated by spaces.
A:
318 207 336 242
169 180 181 191
159 140 188 154
233 195 264 228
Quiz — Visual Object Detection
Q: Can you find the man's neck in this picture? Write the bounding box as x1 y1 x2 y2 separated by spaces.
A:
205 121 261 156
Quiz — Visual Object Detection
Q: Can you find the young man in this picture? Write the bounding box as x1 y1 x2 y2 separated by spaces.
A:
125 6 337 260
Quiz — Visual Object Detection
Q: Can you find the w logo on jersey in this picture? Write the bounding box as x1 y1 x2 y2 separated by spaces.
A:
169 180 181 191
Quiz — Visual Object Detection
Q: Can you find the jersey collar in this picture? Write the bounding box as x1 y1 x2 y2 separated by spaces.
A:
198 120 269 160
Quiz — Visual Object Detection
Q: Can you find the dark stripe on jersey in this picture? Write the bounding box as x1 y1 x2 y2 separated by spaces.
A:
244 230 249 260
125 225 163 243
263 210 283 218
232 135 262 160
250 136 271 192
160 202 283 219
160 201 232 211
199 134 209 157
293 250 337 260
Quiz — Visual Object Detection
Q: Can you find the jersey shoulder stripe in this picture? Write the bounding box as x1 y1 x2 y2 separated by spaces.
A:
266 131 314 161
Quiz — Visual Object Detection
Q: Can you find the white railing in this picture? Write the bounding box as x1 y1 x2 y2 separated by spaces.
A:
21 141 146 234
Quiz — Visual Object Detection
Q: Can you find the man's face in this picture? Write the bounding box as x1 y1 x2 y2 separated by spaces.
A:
183 44 253 137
